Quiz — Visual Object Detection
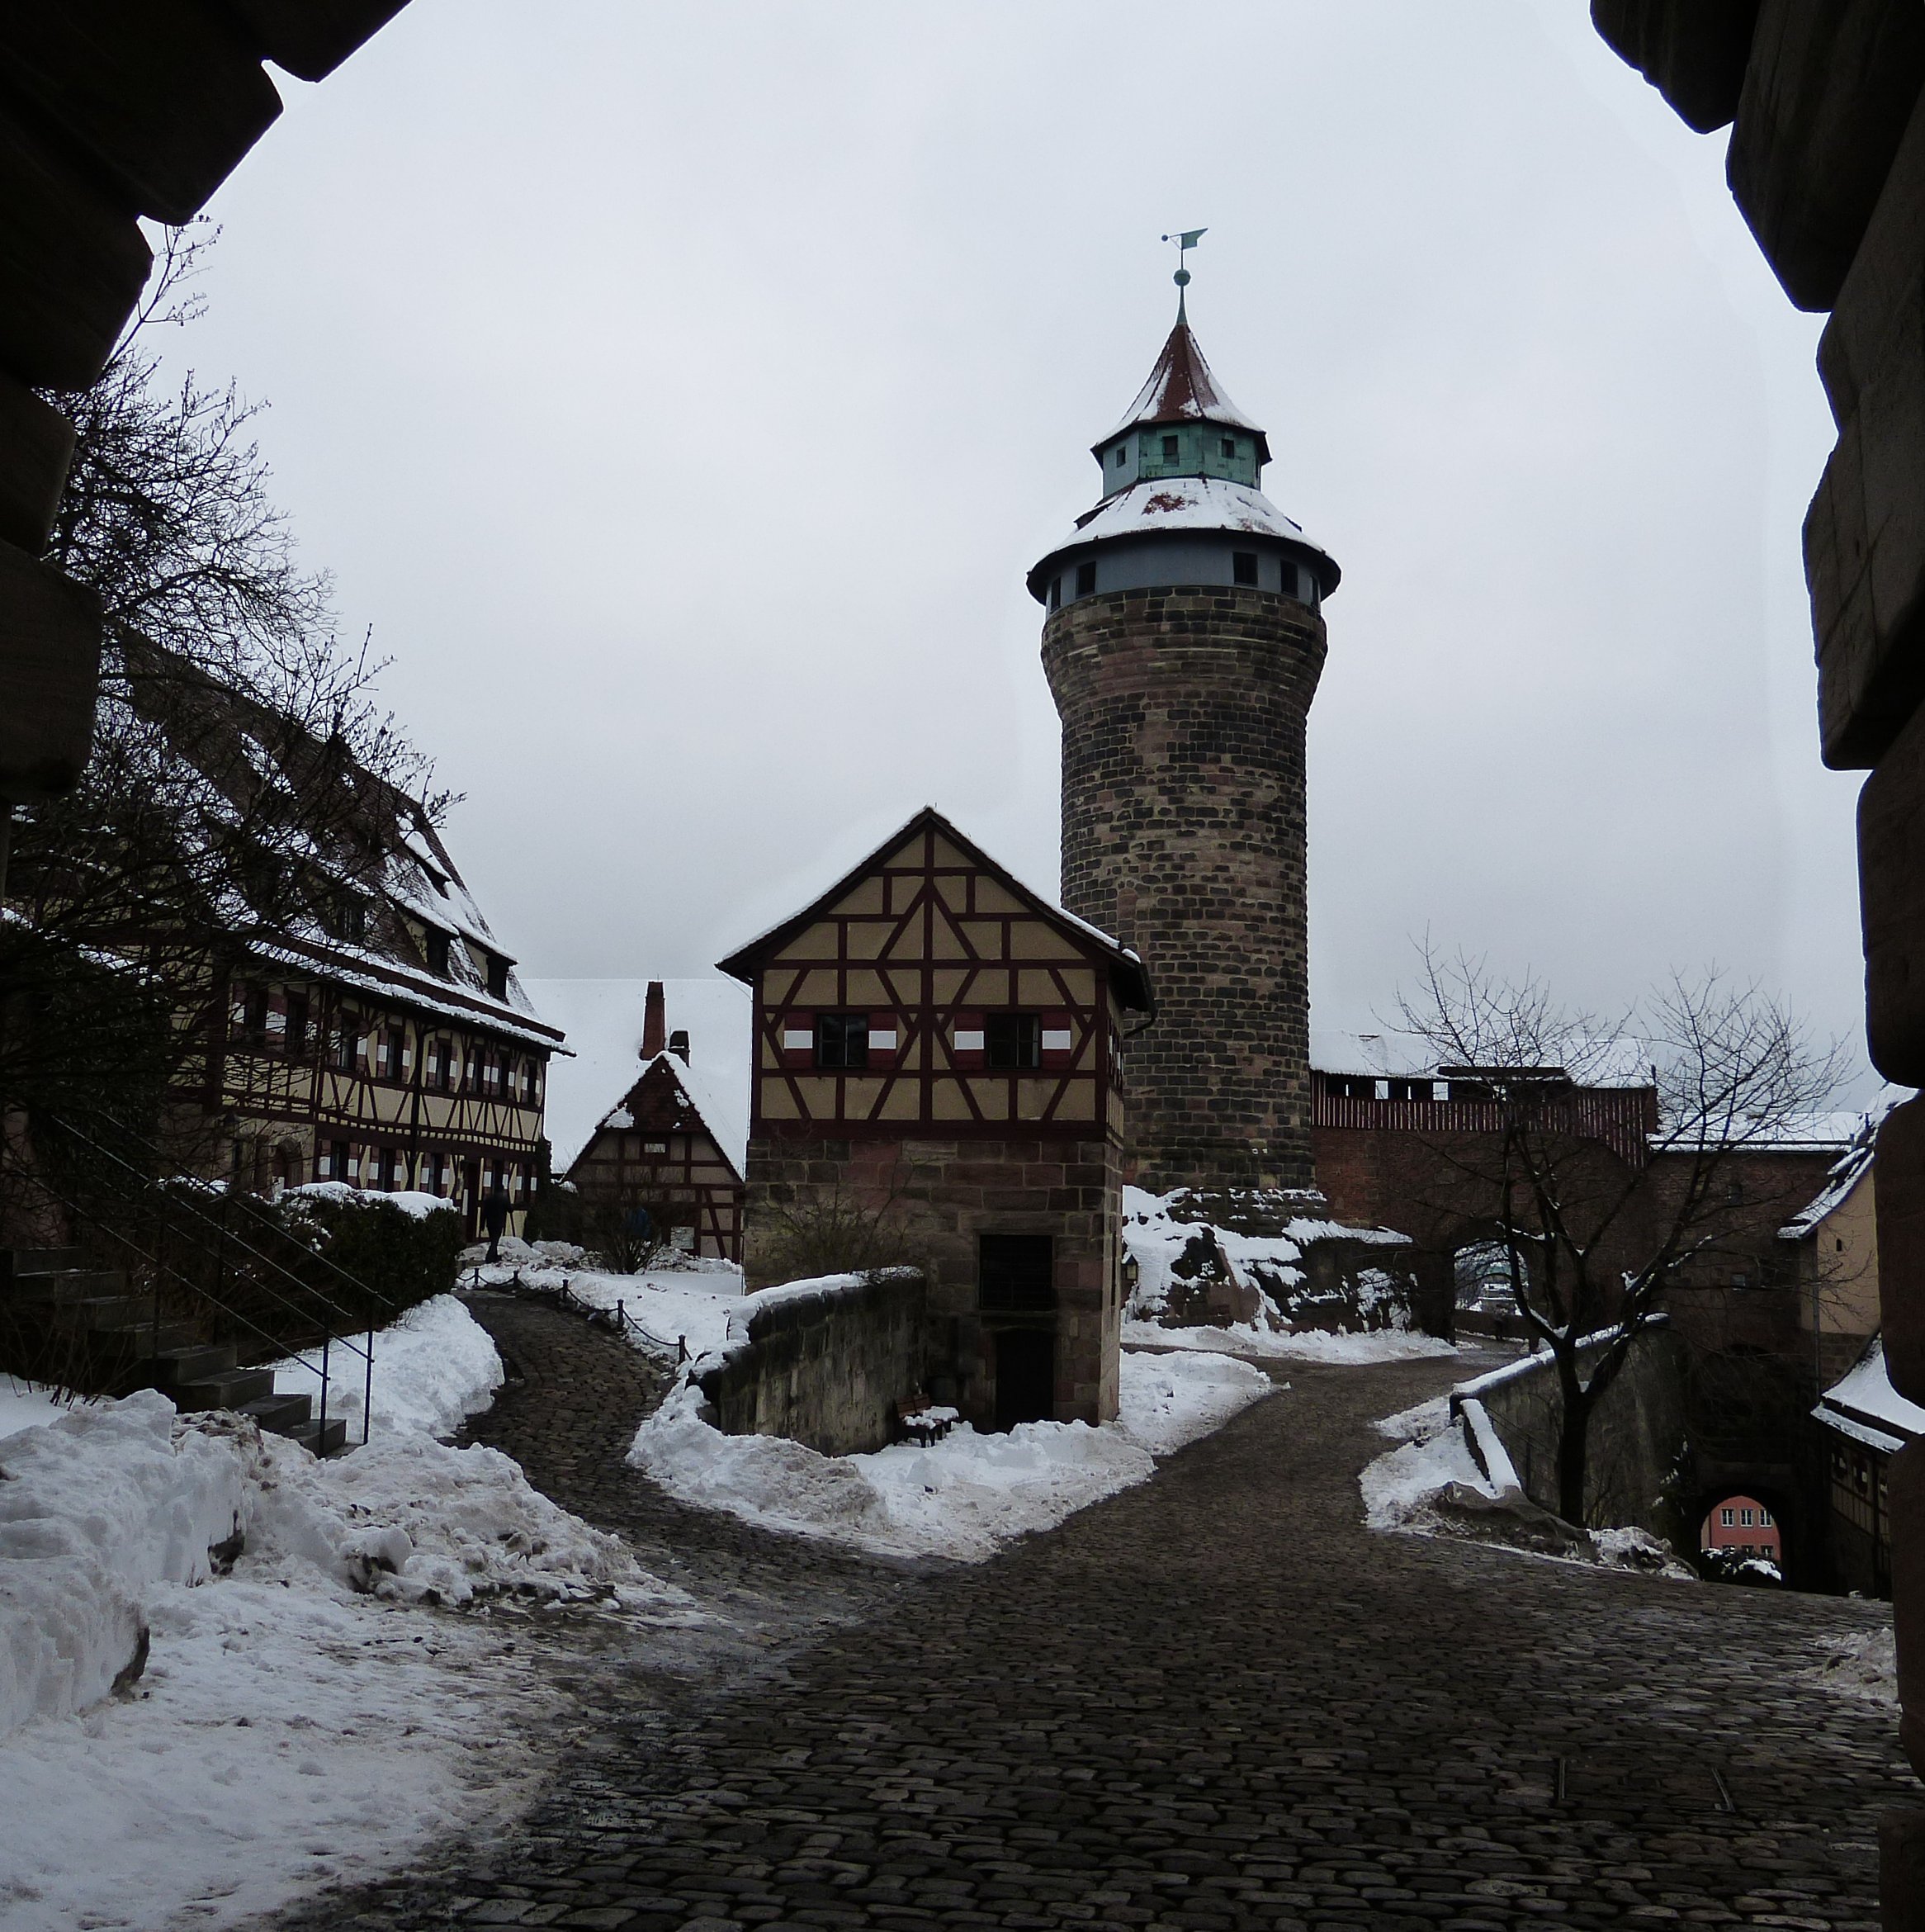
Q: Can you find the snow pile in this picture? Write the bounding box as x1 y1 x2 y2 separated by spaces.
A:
628 1348 1270 1562
1121 1185 1420 1350
1807 1627 1898 1705
271 1293 503 1441
1125 1321 1457 1364
0 1392 245 1740
1360 1390 1693 1578
0 1378 97 1442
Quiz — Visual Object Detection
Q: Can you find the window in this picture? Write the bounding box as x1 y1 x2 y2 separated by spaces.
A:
1114 445 1128 467
986 1013 1042 1071
1161 433 1179 462
485 952 509 1001
1758 1507 1772 1526
1232 552 1258 587
329 1021 357 1073
816 1013 870 1071
423 928 451 978
1740 1508 1754 1527
643 1139 668 1156
1221 436 1237 457
335 893 369 945
286 992 309 1058
1048 575 1062 611
1720 1508 1734 1527
1075 561 1095 597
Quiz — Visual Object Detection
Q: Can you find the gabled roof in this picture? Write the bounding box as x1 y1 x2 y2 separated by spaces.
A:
1813 1334 1925 1455
1098 321 1270 463
715 806 1154 1014
572 1052 746 1186
1780 1136 1875 1242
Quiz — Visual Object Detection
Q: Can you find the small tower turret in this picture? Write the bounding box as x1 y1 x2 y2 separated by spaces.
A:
1032 286 1340 1194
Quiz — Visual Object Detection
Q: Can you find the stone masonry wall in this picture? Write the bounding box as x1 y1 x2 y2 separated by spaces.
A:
1454 1322 1691 1538
1042 585 1326 1193
741 1134 1123 1427
696 1271 926 1457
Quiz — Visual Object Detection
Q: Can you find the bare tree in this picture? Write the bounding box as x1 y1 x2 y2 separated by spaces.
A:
1398 946 1846 1523
2 223 448 1229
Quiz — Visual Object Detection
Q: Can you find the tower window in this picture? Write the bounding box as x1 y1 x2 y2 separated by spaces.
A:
1232 552 1258 586
1222 437 1237 457
1048 575 1062 610
1076 561 1095 597
1161 433 1179 462
1114 446 1128 467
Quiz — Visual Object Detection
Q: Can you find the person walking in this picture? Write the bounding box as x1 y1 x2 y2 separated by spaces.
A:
480 1181 510 1264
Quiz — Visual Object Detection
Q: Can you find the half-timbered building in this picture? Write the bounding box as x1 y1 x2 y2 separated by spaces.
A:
552 981 745 1261
196 798 562 1238
717 807 1154 1429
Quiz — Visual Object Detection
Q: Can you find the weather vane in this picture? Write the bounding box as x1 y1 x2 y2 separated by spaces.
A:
1161 227 1206 320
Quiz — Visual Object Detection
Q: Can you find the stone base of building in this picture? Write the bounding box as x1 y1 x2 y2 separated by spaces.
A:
742 1133 1123 1429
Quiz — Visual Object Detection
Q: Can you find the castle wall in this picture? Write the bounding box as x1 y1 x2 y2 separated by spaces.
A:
1043 585 1326 1192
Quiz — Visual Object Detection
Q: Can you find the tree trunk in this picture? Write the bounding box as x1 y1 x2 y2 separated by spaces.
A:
1558 1382 1590 1525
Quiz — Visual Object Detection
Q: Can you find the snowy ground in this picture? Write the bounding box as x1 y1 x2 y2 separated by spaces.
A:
1123 1319 1459 1364
630 1348 1274 1563
0 1376 97 1442
0 1298 684 1932
1805 1627 1899 1706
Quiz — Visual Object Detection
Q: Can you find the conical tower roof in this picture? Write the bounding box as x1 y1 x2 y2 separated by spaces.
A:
1097 320 1270 463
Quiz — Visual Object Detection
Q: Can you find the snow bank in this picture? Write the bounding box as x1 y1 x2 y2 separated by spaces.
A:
271 1293 503 1442
287 1179 455 1222
628 1348 1271 1562
0 1391 244 1740
473 1254 745 1364
1123 1320 1457 1364
1359 1388 1694 1579
1806 1627 1898 1705
0 1379 98 1442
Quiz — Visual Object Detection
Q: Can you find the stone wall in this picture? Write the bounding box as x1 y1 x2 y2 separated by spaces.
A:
696 1270 928 1457
741 1133 1123 1428
1042 585 1325 1193
1453 1321 1691 1536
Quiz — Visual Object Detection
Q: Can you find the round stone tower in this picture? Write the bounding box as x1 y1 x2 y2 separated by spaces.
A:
1030 305 1341 1194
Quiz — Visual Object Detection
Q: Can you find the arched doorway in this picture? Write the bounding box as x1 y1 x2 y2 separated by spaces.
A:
1699 1491 1785 1583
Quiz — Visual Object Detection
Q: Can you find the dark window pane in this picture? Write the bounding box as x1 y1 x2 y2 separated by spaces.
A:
1076 561 1095 596
1232 551 1258 586
986 1013 1041 1070
980 1234 1055 1312
1222 437 1236 457
817 1012 870 1070
1161 433 1179 461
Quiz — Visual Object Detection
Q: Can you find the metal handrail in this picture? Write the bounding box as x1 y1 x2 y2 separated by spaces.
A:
35 1111 379 1446
23 1169 375 1446
468 1263 689 1362
63 1103 401 1314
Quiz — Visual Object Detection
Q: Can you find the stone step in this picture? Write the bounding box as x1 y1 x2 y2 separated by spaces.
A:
284 1415 348 1457
142 1342 239 1389
2 1247 89 1280
7 1268 129 1305
239 1390 312 1435
45 1292 157 1333
175 1366 275 1411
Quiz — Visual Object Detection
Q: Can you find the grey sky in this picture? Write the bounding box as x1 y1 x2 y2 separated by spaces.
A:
176 2 1868 1090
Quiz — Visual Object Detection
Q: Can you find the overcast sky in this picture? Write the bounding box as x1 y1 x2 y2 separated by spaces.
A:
176 2 1870 1091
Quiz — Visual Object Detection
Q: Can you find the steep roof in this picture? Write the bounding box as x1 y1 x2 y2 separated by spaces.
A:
714 806 1154 1014
1100 320 1269 459
1813 1335 1925 1454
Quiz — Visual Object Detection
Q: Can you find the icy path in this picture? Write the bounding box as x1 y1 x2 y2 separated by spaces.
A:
272 1331 1908 1930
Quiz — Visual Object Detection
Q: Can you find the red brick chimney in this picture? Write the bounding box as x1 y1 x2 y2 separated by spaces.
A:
641 980 666 1059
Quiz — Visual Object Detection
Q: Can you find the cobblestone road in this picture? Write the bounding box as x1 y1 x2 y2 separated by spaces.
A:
286 1295 1914 1931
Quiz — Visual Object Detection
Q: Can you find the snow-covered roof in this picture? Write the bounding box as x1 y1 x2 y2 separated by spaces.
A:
1310 1030 1653 1090
1814 1337 1925 1454
1049 475 1331 562
1653 1109 1869 1157
521 978 751 1172
1780 1138 1875 1241
1100 321 1265 446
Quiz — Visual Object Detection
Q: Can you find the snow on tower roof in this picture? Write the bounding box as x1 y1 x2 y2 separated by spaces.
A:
1100 320 1268 453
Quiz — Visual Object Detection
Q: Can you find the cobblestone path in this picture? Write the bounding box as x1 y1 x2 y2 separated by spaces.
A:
291 1301 1913 1931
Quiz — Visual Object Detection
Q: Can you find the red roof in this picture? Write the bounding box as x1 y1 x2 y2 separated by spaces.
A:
1100 321 1269 458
